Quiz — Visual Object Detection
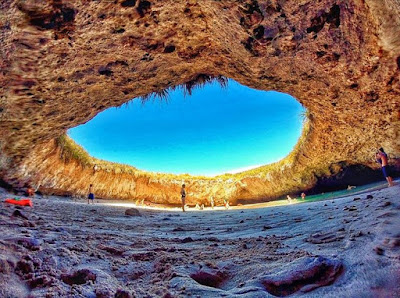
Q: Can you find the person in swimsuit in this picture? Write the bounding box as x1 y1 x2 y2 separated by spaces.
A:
180 184 186 212
376 148 394 187
301 192 306 200
88 184 95 204
287 195 293 203
224 199 230 209
27 187 35 197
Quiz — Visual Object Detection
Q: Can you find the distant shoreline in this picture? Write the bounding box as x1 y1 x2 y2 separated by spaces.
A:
88 179 397 212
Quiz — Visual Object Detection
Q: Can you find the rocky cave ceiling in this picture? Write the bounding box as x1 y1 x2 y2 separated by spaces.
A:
0 0 399 204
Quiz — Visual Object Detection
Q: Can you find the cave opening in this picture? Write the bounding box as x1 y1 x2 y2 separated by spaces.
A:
68 79 305 176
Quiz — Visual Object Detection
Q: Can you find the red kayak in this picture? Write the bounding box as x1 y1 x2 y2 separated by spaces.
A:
5 198 33 207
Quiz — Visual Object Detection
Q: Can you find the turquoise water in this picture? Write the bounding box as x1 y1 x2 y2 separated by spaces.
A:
297 179 394 203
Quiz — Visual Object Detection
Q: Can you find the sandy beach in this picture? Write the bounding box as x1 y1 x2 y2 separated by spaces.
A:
1 182 399 297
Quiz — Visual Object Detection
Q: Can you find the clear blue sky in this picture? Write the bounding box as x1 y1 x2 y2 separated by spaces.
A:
68 80 305 176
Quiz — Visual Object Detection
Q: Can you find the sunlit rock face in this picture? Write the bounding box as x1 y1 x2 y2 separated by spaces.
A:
0 0 399 204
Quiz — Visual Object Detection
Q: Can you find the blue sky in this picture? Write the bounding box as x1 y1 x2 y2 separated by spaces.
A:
68 80 305 176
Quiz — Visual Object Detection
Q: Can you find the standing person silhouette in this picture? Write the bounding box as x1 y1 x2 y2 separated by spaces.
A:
180 184 186 212
375 148 394 187
88 184 95 204
286 195 293 203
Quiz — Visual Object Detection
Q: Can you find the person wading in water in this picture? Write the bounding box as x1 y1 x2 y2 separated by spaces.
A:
180 184 186 212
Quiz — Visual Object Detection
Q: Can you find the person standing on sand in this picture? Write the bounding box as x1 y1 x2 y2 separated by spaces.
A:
301 192 306 200
376 148 394 187
224 199 230 209
287 195 293 203
180 184 186 212
88 184 95 204
27 187 34 197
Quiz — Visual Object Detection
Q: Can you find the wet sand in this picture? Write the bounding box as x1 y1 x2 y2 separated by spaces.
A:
1 183 399 297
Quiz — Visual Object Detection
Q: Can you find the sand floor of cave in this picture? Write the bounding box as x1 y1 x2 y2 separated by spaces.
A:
1 181 399 297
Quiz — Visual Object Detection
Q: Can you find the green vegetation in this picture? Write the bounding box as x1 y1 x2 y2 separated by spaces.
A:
121 74 229 106
56 135 212 179
56 134 93 166
57 114 312 183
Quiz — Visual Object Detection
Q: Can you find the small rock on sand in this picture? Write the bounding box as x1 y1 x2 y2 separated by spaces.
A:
12 209 28 220
115 289 133 298
61 268 96 285
374 247 384 256
0 256 15 274
261 256 343 296
15 259 34 275
181 237 194 243
190 269 227 288
125 208 141 216
15 237 41 251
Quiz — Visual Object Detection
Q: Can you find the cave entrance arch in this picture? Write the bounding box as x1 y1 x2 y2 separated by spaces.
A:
68 79 305 177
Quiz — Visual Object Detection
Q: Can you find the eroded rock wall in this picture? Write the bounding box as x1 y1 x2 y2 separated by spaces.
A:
0 0 399 203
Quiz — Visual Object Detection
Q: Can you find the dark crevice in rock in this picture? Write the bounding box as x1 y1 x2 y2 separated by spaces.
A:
333 53 340 60
98 67 113 76
32 99 46 104
22 80 36 88
242 37 258 56
326 5 341 27
387 76 395 86
396 56 400 70
107 60 129 67
239 0 264 29
349 83 359 89
307 4 341 34
253 25 264 39
140 53 153 61
18 1 76 38
30 8 75 30
137 1 151 18
163 45 176 53
121 0 136 7
113 28 126 34
365 91 379 102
